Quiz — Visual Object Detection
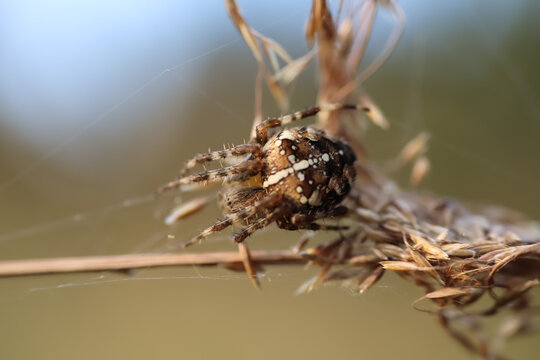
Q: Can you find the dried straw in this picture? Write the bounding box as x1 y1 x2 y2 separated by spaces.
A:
224 1 540 358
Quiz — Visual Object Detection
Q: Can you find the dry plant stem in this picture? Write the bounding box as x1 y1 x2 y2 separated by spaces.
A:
238 242 261 288
0 250 305 277
438 314 508 360
345 0 377 74
251 60 265 138
355 0 405 83
335 0 406 99
299 2 540 359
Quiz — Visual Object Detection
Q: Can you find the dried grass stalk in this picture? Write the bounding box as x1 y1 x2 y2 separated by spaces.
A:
225 1 540 358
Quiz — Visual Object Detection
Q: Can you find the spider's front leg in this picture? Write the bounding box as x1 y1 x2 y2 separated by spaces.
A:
156 159 262 194
254 104 368 144
277 206 350 232
180 192 283 248
179 143 261 177
231 201 292 243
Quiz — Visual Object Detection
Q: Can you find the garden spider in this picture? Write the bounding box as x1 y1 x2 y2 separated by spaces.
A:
157 104 368 247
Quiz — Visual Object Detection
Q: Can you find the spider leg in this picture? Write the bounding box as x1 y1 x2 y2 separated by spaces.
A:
179 143 261 177
303 205 349 220
254 104 369 144
231 202 291 243
156 159 262 194
278 205 350 231
328 164 355 196
180 192 282 248
279 220 349 232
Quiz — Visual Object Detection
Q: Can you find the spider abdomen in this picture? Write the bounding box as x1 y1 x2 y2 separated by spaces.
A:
261 127 356 212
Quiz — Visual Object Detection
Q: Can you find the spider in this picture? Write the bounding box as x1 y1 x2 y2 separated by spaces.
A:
157 104 368 247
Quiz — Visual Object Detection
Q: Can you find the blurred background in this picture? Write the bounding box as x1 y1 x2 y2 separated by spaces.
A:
0 1 539 359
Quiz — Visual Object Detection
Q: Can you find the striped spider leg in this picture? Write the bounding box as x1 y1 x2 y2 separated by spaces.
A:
179 143 261 177
180 192 283 248
254 104 368 144
156 145 262 194
230 200 293 243
278 205 350 232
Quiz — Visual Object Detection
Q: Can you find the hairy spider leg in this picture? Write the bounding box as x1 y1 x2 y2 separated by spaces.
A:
156 159 262 194
279 221 348 232
254 104 369 144
180 192 283 248
179 143 262 177
231 202 292 243
279 205 350 231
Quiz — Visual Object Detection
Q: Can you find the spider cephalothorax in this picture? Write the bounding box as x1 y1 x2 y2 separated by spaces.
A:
158 104 367 247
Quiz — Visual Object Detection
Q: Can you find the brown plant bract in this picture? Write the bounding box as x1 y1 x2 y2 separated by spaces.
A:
226 1 540 358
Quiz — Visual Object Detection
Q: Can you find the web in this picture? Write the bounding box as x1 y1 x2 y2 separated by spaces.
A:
0 2 539 359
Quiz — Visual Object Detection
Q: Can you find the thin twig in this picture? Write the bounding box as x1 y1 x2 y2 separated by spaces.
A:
0 250 305 277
